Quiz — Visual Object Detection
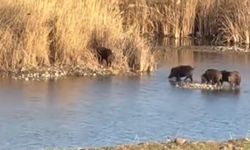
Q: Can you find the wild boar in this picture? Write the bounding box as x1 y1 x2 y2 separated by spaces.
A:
221 70 241 89
96 47 114 67
168 65 194 82
201 69 222 86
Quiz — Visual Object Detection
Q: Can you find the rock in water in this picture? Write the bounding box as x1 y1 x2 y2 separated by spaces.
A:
175 138 187 145
175 82 223 90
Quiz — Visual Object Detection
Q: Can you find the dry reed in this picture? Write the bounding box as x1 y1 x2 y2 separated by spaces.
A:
120 0 250 44
0 0 249 74
0 0 155 73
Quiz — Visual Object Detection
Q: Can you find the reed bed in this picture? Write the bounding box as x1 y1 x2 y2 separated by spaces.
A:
120 0 250 44
0 0 155 73
0 0 249 74
194 0 250 44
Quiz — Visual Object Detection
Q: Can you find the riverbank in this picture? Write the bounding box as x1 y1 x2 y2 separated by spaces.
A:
0 64 148 81
0 45 248 81
84 138 250 150
1 0 250 76
0 66 121 81
0 0 155 76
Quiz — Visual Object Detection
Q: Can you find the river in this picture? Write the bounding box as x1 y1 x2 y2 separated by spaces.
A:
1 47 250 149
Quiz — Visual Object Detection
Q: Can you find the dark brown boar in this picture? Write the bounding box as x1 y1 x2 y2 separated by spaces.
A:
201 69 222 86
168 65 194 82
95 47 114 67
221 70 241 89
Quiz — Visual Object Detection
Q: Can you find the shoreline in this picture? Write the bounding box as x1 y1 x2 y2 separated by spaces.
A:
82 138 250 150
0 45 249 81
0 66 143 81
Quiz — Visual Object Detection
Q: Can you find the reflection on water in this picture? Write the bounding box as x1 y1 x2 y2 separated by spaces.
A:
201 89 241 97
155 37 193 47
155 37 250 49
1 48 250 150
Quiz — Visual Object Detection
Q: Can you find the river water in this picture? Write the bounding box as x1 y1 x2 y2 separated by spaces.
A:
1 47 250 149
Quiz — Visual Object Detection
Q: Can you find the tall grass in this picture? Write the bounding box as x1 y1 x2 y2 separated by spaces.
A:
119 0 250 45
119 0 198 38
0 0 249 74
0 0 155 73
193 0 250 44
212 0 250 44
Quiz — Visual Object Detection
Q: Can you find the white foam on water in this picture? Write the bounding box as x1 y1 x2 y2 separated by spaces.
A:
175 82 223 90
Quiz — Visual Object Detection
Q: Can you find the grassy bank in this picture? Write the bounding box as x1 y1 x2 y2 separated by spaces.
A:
0 0 249 76
86 139 250 150
0 0 155 75
119 0 250 44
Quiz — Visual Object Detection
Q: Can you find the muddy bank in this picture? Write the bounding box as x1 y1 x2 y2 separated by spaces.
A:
0 65 145 81
0 66 115 81
85 138 250 150
0 45 249 81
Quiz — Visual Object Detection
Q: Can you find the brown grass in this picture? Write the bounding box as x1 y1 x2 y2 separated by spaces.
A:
0 0 155 73
92 139 250 150
120 0 250 44
194 0 250 44
0 0 249 74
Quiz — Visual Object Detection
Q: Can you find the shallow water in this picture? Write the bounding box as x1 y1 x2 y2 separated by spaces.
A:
1 48 250 149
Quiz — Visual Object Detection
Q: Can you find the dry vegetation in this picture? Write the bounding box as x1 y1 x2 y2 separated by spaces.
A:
121 0 250 44
0 0 155 74
90 139 250 150
195 0 250 44
0 0 249 74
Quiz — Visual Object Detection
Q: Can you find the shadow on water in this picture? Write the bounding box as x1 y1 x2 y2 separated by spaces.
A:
155 37 250 49
168 80 177 86
201 89 241 97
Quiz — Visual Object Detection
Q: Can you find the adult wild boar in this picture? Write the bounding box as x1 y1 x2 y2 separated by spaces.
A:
168 65 194 82
201 69 222 86
221 70 241 89
96 47 114 67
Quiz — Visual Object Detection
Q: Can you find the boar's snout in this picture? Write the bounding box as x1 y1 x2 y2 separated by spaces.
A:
168 70 174 78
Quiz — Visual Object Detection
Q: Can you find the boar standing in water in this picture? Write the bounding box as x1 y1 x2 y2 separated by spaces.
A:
168 65 194 82
221 70 241 89
201 69 222 86
95 47 114 67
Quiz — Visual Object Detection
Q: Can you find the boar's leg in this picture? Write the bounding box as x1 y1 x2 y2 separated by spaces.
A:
184 75 193 82
216 80 222 87
105 58 109 67
176 76 181 82
229 81 236 89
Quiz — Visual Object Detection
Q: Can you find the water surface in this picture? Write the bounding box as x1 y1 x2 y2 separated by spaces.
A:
1 48 250 149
